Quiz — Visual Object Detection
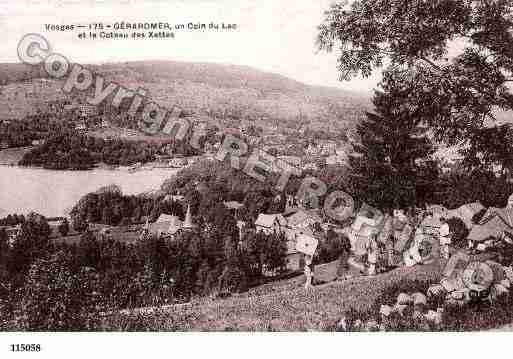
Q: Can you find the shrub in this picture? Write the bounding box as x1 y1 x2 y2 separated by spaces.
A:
472 208 487 225
446 217 469 249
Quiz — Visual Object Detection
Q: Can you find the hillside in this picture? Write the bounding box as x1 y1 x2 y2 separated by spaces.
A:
0 61 370 131
104 260 442 331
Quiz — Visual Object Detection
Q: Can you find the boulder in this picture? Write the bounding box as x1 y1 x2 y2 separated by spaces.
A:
412 309 424 320
500 279 511 289
441 277 465 293
504 266 513 283
412 292 427 306
424 309 443 326
364 320 379 331
445 297 466 307
393 304 409 316
490 283 509 302
486 260 506 283
477 243 487 252
353 319 364 330
397 293 413 305
449 289 468 301
427 284 446 298
379 305 393 317
336 317 349 331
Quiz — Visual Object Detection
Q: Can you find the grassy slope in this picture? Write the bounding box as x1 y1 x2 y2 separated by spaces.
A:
0 61 370 130
117 260 442 331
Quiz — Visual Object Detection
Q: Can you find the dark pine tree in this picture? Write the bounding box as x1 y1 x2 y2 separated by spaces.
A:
349 70 437 212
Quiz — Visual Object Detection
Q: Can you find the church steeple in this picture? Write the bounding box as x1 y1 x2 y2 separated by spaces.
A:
183 205 194 230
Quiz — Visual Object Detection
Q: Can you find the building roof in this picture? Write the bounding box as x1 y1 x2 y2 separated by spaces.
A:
468 215 513 242
223 201 245 210
480 207 513 227
426 204 448 217
286 210 322 229
150 214 183 235
255 214 287 229
447 202 485 228
155 214 179 223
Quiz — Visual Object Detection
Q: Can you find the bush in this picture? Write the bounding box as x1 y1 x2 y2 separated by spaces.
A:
446 217 469 249
315 231 351 265
472 208 487 225
17 251 103 330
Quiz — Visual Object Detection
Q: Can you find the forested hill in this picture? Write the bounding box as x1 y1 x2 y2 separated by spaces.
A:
0 61 370 130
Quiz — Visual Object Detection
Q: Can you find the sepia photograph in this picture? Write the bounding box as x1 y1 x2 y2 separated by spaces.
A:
1 0 513 356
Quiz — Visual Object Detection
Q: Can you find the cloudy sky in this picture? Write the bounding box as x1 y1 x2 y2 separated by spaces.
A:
0 0 379 93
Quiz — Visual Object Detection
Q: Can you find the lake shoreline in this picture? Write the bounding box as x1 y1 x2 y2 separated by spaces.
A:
0 147 192 172
0 165 181 218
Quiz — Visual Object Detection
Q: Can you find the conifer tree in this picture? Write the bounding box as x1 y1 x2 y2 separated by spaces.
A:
349 70 437 211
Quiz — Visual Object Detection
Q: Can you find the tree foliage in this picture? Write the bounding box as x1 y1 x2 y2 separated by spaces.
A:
349 70 437 210
318 0 513 168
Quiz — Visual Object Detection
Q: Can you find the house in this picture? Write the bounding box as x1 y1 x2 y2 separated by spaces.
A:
223 201 244 211
446 202 485 229
3 224 22 246
285 209 322 231
100 119 111 128
277 155 302 167
164 194 185 202
326 154 346 165
468 215 513 243
47 218 65 237
479 206 513 227
303 162 319 171
75 122 87 131
255 214 287 235
224 201 245 219
149 214 183 236
78 104 98 117
466 204 513 244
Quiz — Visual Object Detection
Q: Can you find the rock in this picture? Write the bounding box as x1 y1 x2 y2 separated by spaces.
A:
336 317 349 331
393 304 409 316
353 319 364 330
364 320 379 331
486 260 506 283
449 288 470 301
380 304 393 317
504 266 513 283
424 309 443 326
412 292 427 306
500 279 511 289
445 298 466 307
484 239 495 247
427 284 446 298
397 293 413 305
412 310 424 320
477 243 487 252
490 283 509 302
441 277 465 293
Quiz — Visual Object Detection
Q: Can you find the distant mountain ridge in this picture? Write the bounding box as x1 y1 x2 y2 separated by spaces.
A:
0 60 371 130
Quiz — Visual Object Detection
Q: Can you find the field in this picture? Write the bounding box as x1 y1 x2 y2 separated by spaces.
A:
105 260 443 331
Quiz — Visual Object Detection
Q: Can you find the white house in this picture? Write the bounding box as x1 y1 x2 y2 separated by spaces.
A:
255 214 287 235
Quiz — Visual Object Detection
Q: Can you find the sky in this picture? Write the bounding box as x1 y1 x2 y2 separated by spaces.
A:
0 0 379 93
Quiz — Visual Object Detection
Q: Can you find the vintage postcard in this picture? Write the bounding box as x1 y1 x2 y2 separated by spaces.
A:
0 0 512 356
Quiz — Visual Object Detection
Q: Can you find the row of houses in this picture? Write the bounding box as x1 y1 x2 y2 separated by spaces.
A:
253 209 326 271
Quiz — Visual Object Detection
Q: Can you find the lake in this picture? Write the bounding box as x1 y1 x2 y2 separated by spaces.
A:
0 166 180 217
